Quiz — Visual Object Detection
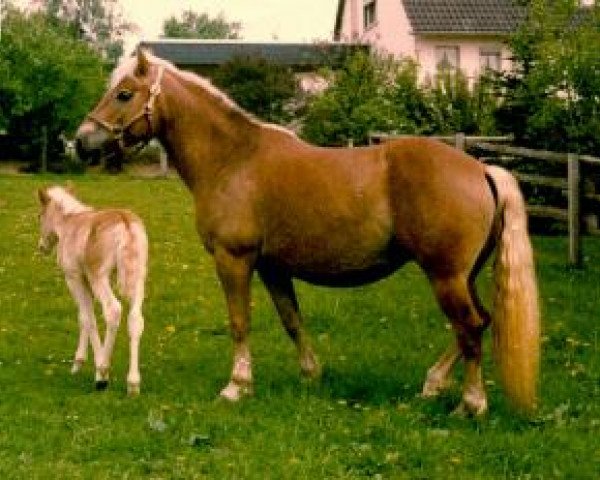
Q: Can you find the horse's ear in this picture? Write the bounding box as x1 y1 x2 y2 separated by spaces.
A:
135 47 150 77
37 188 50 205
64 180 75 194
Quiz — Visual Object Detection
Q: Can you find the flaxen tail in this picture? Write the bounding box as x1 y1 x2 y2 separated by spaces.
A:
486 165 540 414
116 218 148 314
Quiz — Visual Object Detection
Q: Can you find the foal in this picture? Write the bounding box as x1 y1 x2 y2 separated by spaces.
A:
37 185 148 394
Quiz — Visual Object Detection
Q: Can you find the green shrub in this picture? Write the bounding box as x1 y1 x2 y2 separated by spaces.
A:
300 52 498 146
212 55 298 124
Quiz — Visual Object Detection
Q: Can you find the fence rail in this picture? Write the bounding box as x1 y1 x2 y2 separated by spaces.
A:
368 132 600 266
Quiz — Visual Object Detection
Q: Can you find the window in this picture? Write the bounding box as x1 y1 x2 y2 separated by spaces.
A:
480 50 501 72
435 46 460 73
363 0 377 29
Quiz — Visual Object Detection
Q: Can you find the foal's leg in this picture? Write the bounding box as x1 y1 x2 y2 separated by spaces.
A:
89 274 122 387
258 265 320 379
215 247 255 401
65 274 103 377
125 305 144 395
430 274 490 416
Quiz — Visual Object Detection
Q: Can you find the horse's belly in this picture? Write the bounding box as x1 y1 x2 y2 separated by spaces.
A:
261 234 408 287
291 259 407 287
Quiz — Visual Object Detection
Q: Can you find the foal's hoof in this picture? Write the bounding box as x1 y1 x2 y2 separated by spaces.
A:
219 381 254 402
95 380 109 391
127 382 141 397
71 359 84 374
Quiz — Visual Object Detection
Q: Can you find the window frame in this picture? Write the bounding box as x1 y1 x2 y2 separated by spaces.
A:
435 45 460 73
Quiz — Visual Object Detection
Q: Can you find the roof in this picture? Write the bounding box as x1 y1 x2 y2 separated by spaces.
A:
334 0 526 38
138 39 365 68
402 0 526 34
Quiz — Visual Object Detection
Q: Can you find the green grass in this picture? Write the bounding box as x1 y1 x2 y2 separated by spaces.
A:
0 174 599 479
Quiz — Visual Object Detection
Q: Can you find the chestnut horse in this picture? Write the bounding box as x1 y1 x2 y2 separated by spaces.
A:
75 49 539 415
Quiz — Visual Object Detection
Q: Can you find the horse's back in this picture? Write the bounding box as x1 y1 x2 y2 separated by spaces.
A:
61 209 146 277
383 137 496 275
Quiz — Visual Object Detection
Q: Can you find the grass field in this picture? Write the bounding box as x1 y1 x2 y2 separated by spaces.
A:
1 174 599 479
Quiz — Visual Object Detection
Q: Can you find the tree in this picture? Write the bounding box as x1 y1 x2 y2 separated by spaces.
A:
33 0 135 65
212 56 297 124
301 52 402 146
495 0 600 154
0 6 107 170
162 10 241 39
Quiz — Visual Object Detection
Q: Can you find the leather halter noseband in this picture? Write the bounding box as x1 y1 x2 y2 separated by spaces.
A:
87 65 165 149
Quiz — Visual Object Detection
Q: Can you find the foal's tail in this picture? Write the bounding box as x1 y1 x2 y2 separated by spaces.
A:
485 165 540 414
117 218 148 314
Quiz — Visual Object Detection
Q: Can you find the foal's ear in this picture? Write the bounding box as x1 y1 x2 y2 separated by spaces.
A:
64 180 75 194
135 47 150 77
37 188 50 205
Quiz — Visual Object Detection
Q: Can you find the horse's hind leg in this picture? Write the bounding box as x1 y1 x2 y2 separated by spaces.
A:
89 274 122 388
125 294 145 396
65 274 103 378
422 343 461 398
429 274 490 416
258 265 320 379
125 307 144 395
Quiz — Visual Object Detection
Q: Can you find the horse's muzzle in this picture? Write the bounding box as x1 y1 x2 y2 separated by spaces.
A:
75 122 112 161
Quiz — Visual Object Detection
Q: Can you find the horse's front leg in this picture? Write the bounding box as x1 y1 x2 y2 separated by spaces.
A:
215 246 256 401
258 264 321 379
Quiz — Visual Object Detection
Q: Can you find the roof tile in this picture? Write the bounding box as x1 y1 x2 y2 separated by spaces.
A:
401 0 526 34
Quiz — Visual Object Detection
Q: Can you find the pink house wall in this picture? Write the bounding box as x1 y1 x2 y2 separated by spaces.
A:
336 0 514 83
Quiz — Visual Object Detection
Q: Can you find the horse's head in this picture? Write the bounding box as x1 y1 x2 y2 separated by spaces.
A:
37 184 89 254
37 187 61 254
75 48 165 167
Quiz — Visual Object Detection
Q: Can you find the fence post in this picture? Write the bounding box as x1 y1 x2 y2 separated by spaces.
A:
454 132 466 151
40 126 48 173
568 153 582 267
159 147 168 176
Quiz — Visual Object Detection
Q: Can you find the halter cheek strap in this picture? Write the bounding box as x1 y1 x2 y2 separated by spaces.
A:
87 65 165 147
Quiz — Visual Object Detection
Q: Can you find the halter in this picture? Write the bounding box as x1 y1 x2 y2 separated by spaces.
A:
87 65 165 150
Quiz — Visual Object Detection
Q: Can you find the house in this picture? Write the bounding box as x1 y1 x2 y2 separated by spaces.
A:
138 39 367 93
334 0 527 83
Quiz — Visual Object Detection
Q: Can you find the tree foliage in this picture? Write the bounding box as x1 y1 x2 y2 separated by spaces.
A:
162 10 241 39
212 56 297 124
0 6 107 169
34 0 133 66
495 0 600 154
300 52 498 146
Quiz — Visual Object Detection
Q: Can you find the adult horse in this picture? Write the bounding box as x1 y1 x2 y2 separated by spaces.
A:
76 49 539 415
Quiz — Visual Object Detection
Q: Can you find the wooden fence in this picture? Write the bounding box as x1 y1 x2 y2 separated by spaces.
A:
368 132 600 267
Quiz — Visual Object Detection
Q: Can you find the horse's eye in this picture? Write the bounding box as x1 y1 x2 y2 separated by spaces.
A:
116 90 134 102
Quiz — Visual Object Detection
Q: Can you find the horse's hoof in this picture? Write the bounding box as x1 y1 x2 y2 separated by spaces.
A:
421 376 455 398
71 359 84 374
127 382 140 396
95 380 109 391
451 399 488 417
300 360 322 381
219 381 253 401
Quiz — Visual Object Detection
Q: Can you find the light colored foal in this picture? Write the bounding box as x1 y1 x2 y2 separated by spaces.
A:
37 185 148 395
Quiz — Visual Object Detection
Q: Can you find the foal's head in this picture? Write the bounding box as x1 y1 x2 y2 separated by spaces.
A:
37 185 88 254
75 48 165 168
